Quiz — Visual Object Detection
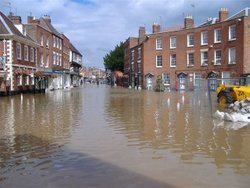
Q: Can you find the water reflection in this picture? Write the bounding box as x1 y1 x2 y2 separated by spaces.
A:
104 88 250 175
0 86 249 187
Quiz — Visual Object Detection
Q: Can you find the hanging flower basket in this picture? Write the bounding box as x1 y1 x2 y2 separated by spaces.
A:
34 71 44 77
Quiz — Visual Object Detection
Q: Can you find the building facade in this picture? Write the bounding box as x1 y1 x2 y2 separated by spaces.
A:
1 10 83 95
0 12 39 95
124 7 250 91
69 43 82 87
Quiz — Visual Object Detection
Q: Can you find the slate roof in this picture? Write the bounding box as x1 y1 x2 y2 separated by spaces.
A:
0 11 36 43
70 42 82 56
0 11 24 38
39 17 61 38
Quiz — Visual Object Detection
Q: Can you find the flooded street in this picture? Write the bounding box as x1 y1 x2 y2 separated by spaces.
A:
0 85 250 188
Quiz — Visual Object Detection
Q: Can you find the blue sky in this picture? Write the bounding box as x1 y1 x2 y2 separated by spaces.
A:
0 0 249 68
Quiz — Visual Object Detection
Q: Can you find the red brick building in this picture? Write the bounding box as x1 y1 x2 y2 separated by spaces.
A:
124 7 250 90
0 12 39 95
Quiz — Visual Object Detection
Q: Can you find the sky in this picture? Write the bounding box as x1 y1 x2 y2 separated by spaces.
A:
0 0 249 68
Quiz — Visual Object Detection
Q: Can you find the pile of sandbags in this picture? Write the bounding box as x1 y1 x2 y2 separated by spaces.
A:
214 98 250 122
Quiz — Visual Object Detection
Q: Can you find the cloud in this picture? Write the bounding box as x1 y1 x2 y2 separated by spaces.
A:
1 0 249 68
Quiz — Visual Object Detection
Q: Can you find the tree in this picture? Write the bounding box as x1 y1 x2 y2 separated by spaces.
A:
103 42 124 71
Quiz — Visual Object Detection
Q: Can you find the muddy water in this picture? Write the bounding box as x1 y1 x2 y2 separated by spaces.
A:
0 85 249 188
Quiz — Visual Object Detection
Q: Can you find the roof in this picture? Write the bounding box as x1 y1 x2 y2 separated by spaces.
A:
39 17 61 38
70 42 82 56
0 11 25 38
226 7 250 20
0 11 37 45
198 7 250 27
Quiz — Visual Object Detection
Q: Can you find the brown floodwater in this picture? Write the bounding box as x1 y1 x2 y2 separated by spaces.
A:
0 85 249 188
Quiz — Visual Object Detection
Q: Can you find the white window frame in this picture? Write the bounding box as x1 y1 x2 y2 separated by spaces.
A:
131 50 134 61
201 31 208 45
229 25 236 41
156 55 163 67
31 76 34 85
46 36 49 48
16 43 21 60
170 36 176 49
187 52 194 67
187 34 194 47
170 54 176 67
30 48 34 62
25 75 29 86
46 54 49 67
40 53 44 66
24 46 28 61
228 47 236 64
137 60 141 73
17 75 22 86
214 28 221 43
138 48 141 59
53 35 56 47
40 33 43 46
200 49 208 66
214 49 221 65
156 38 162 50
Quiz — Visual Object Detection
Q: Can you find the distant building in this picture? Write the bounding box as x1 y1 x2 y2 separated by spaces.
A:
124 7 250 91
70 43 82 87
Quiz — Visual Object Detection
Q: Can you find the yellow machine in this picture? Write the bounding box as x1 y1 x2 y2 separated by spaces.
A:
216 74 250 104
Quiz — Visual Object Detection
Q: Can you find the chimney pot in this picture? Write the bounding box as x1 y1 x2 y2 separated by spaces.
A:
219 7 228 22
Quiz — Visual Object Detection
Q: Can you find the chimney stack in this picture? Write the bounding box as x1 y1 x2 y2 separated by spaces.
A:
8 12 22 24
43 15 51 23
184 15 194 29
152 22 160 33
138 26 146 43
219 7 228 22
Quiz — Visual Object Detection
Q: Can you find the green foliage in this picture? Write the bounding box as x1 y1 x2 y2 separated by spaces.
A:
103 42 124 71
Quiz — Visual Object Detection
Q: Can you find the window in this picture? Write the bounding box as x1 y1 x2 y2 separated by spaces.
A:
16 43 21 60
137 60 141 73
46 36 49 48
17 75 22 86
53 36 56 47
31 76 34 85
156 38 162 49
229 25 236 40
53 52 56 65
131 50 134 61
24 46 28 61
40 33 43 46
170 36 176 49
57 38 59 49
201 31 208 45
30 48 34 62
131 61 134 72
46 54 49 67
40 53 43 66
187 52 194 66
59 39 62 50
59 54 62 66
214 49 221 65
201 50 208 66
162 73 170 85
25 76 29 85
187 34 194 47
214 28 221 43
170 54 176 67
228 47 236 64
138 48 141 59
156 55 162 67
